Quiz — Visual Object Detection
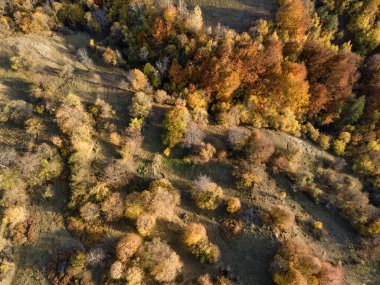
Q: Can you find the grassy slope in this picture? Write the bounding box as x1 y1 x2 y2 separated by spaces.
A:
0 31 379 284
185 0 277 32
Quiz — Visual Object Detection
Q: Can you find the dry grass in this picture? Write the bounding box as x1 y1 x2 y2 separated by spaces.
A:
185 0 277 32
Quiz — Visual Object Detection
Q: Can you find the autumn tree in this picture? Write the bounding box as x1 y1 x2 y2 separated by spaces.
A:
276 0 309 57
162 106 190 148
140 238 183 283
302 41 361 123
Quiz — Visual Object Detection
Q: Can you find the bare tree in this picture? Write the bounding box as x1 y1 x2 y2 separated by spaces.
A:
182 121 205 148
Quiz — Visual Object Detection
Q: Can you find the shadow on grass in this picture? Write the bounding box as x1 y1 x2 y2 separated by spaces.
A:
1 77 32 101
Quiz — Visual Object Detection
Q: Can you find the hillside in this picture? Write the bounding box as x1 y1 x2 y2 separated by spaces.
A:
0 1 379 285
0 30 379 284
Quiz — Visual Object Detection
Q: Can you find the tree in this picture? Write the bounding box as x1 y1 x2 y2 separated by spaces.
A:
183 223 208 246
276 0 309 57
116 233 142 262
162 106 190 148
140 238 183 283
127 69 148 90
187 5 203 32
129 91 152 118
192 176 223 210
302 41 361 122
182 121 205 148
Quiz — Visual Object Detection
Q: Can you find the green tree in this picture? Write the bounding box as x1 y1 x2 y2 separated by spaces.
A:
162 106 190 148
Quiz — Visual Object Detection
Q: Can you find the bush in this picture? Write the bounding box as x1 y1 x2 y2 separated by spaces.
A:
154 89 168 104
318 134 331 150
67 251 87 277
266 205 295 230
318 262 345 285
234 160 266 188
116 233 143 262
125 266 145 285
221 218 243 240
101 192 124 222
228 127 251 150
191 241 221 264
192 176 224 210
136 213 156 236
245 130 275 165
183 223 208 246
140 238 183 283
333 139 346 155
102 47 118 65
271 237 340 285
226 197 241 213
109 260 124 280
129 91 152 118
127 69 148 90
4 206 28 228
79 202 100 222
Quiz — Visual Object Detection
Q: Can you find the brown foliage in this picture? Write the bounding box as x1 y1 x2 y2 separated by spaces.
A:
276 0 309 56
101 192 124 222
265 205 295 231
221 218 243 240
116 233 142 263
183 223 208 246
302 41 361 121
318 262 345 285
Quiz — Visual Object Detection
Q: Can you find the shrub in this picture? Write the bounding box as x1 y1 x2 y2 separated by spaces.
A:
127 69 148 90
305 122 320 142
367 219 380 234
116 233 142 263
226 197 241 213
318 134 331 150
228 127 250 150
245 130 275 165
191 241 221 264
192 176 224 210
271 237 339 285
333 139 346 155
266 205 295 230
125 266 145 285
140 238 183 283
318 262 345 285
86 248 106 267
101 160 133 189
154 89 168 104
221 218 243 240
163 106 191 148
4 206 28 227
101 192 124 222
67 251 87 277
109 260 124 280
129 91 152 118
77 48 93 67
197 274 214 285
197 143 216 163
136 214 156 236
108 132 121 146
234 160 266 188
102 47 118 65
183 223 208 246
79 202 100 222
